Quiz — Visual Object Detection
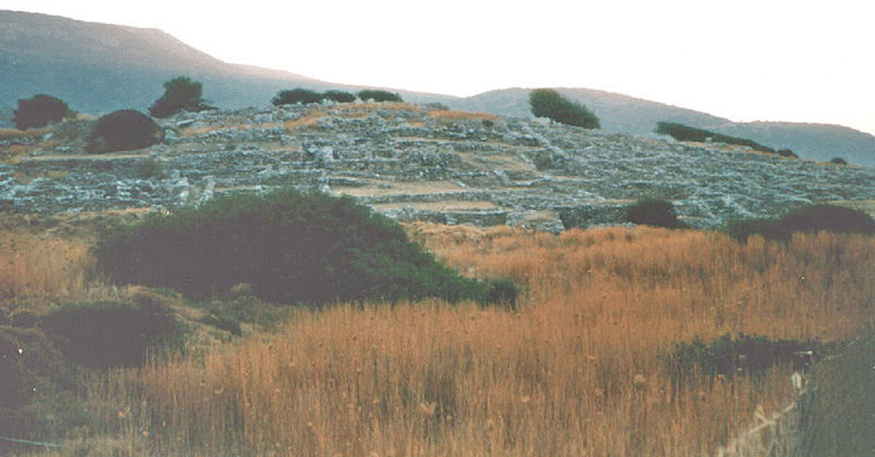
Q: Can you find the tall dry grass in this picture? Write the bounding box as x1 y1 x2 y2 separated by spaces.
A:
0 231 93 301
79 225 875 456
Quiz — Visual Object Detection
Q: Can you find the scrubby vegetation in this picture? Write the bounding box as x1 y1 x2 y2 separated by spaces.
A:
85 109 163 154
148 76 214 118
12 94 74 130
322 89 356 103
271 88 324 106
40 299 184 369
357 89 403 103
74 224 874 455
94 187 487 305
272 88 359 106
529 88 601 129
625 198 688 229
729 203 875 242
656 122 777 154
669 333 819 381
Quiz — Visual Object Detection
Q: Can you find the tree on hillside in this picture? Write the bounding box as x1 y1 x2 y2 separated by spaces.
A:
357 90 403 103
529 89 600 129
13 94 74 130
149 76 214 118
272 88 324 106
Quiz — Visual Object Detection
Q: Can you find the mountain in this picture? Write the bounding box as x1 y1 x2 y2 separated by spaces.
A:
2 10 873 167
0 10 453 119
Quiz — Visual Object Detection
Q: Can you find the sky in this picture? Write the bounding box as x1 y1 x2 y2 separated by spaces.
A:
4 0 874 135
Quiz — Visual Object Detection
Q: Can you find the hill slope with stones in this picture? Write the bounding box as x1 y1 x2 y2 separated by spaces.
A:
2 103 874 232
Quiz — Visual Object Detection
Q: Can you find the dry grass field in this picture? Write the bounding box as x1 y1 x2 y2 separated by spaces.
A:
4 221 874 456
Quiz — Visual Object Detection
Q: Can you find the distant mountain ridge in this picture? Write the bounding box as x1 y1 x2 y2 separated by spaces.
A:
2 10 873 166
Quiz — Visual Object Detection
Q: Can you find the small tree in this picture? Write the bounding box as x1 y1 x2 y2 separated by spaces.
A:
149 76 213 118
323 90 357 103
85 110 163 154
357 89 403 103
12 94 73 130
529 89 600 129
272 88 324 106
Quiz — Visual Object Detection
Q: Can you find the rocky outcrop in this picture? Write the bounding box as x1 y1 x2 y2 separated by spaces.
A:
2 103 874 232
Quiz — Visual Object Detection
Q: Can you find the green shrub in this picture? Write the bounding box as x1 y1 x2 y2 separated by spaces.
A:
729 204 875 242
777 148 798 158
272 88 325 106
727 218 789 242
94 187 487 305
655 122 775 154
357 90 403 103
668 333 819 380
322 90 357 103
149 76 214 118
625 199 687 229
40 300 184 368
830 157 848 165
13 94 73 130
782 204 875 234
85 110 163 154
529 89 600 129
481 278 520 311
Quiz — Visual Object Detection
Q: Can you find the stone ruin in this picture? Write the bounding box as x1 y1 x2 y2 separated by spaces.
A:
2 103 874 232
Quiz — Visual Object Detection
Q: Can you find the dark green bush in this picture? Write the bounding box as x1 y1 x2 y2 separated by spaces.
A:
85 110 163 154
272 88 325 106
529 89 600 129
13 94 73 130
729 204 875 242
782 204 875 234
655 122 775 154
777 148 798 158
322 90 357 103
94 187 487 305
149 76 214 118
40 300 184 368
830 157 848 165
668 333 819 383
625 199 687 229
481 278 520 311
357 90 403 103
727 218 789 242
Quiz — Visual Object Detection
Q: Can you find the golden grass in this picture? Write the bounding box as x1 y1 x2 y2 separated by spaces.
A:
0 231 93 301
0 127 50 140
428 110 499 123
72 225 875 456
283 109 327 131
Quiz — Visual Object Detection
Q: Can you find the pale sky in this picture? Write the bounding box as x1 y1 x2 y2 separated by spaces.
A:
5 0 874 135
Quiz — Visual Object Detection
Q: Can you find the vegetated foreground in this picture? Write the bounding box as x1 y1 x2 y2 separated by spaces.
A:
3 219 872 456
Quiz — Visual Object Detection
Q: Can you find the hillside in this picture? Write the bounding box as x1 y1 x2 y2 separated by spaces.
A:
3 102 874 232
2 9 873 167
451 88 875 167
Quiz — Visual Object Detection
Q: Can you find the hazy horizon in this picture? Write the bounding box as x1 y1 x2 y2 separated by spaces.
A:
4 1 874 136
